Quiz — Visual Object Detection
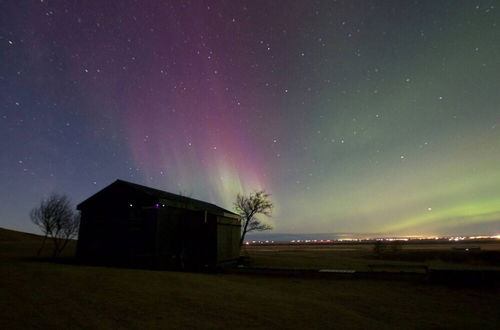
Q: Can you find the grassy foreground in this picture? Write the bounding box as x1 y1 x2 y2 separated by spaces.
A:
1 228 499 329
244 242 500 271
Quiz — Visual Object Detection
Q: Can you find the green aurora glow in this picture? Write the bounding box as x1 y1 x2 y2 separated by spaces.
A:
1 1 499 236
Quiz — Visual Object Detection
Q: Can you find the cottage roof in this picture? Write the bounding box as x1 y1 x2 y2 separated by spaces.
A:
77 179 239 217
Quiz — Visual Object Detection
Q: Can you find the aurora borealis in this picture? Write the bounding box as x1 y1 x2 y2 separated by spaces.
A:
1 1 499 236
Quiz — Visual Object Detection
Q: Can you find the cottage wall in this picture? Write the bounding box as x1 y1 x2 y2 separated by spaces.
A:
216 216 241 263
76 180 241 270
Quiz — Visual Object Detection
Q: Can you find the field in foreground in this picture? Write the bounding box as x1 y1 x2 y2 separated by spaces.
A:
1 228 499 329
243 241 500 271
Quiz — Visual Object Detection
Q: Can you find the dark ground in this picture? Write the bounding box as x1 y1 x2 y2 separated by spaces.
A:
1 228 499 329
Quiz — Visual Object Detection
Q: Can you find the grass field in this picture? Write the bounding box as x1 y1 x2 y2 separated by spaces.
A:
243 241 500 271
1 227 499 329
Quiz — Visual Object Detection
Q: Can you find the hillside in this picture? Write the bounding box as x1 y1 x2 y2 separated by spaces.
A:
0 227 43 242
0 227 76 259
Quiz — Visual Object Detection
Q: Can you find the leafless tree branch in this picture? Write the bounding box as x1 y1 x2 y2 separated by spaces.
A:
234 190 274 246
30 193 79 257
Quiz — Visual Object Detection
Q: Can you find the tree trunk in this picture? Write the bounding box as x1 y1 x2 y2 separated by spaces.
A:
52 237 60 258
37 234 48 257
58 238 70 257
239 218 250 247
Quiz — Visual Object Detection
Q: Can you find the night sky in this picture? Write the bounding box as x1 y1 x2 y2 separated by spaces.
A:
1 1 499 236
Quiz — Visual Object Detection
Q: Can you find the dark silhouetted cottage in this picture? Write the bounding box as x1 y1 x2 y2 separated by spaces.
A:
76 180 241 270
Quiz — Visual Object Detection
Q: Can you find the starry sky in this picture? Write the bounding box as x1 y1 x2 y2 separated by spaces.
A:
1 0 499 237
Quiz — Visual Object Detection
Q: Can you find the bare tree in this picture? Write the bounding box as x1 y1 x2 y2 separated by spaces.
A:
234 190 273 246
30 193 80 257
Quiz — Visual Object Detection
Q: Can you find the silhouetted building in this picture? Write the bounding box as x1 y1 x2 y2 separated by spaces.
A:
76 180 241 270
